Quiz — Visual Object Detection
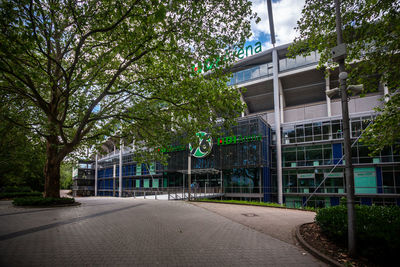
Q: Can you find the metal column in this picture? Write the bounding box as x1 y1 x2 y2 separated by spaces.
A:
119 142 123 197
95 154 98 196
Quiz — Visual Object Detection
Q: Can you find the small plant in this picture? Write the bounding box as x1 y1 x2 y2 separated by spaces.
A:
12 196 75 206
315 204 400 263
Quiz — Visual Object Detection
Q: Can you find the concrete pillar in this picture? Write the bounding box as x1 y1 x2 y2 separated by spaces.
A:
326 72 332 117
238 89 249 117
279 78 285 123
95 154 98 196
272 48 283 205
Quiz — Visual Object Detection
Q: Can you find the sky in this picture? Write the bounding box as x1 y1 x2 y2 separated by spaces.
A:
245 0 305 51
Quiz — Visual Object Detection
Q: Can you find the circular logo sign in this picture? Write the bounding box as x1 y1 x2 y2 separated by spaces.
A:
189 131 213 158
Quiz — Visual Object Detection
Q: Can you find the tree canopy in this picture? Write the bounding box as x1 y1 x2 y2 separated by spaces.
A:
0 0 257 197
289 0 400 153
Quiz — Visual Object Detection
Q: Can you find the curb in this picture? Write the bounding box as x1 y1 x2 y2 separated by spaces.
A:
13 202 81 208
295 223 342 267
190 200 316 212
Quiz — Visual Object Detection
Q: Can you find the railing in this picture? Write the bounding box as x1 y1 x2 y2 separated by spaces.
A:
72 186 94 191
167 186 223 200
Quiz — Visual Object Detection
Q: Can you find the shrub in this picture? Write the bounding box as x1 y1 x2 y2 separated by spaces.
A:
1 186 32 193
0 191 42 199
12 196 75 206
315 205 400 263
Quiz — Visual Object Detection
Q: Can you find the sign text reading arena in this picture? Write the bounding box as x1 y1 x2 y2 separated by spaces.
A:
192 42 262 74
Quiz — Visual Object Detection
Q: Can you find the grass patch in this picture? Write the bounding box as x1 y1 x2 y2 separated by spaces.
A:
194 198 316 211
12 196 75 206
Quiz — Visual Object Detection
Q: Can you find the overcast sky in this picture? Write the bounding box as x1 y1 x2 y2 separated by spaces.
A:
245 0 305 50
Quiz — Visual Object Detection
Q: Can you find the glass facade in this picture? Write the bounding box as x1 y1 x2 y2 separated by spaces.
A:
280 115 400 206
227 51 319 86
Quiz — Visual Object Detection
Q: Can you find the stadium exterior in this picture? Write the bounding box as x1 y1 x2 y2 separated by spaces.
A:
73 43 400 208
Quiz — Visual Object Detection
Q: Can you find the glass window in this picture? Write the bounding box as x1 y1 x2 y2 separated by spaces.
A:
322 122 332 140
383 171 395 193
295 125 304 143
323 146 332 165
279 58 287 71
259 63 268 76
351 120 362 138
313 122 322 141
304 123 313 142
332 120 342 139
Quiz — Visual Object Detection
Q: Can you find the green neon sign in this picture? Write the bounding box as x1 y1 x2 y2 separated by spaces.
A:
192 42 262 74
217 134 262 146
158 133 262 153
189 131 213 158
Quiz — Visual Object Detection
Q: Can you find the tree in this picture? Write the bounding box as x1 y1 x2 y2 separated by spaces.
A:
289 0 400 153
0 0 256 197
0 113 45 192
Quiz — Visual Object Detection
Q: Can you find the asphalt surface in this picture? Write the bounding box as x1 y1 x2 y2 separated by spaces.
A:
0 197 325 266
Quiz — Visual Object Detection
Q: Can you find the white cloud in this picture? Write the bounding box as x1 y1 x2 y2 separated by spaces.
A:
250 0 305 46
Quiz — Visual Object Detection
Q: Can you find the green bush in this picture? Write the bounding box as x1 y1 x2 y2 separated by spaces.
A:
12 196 75 206
315 205 400 263
0 191 42 199
1 186 32 193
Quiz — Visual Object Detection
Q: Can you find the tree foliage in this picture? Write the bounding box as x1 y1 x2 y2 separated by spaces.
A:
0 105 45 192
0 0 256 197
289 0 400 153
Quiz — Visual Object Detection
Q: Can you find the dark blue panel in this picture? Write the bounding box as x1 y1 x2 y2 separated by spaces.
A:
263 166 271 202
332 143 343 164
302 196 307 206
262 126 271 203
330 197 340 206
397 199 400 207
361 198 372 206
376 167 383 194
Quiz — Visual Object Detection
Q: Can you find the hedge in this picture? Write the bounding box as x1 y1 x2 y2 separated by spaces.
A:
0 191 42 199
12 196 75 206
315 205 400 263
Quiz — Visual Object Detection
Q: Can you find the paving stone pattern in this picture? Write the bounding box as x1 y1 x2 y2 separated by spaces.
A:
0 198 324 266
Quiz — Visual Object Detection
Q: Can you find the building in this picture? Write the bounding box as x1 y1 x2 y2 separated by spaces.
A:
73 43 400 207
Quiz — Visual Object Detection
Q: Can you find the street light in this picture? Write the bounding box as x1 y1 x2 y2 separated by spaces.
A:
332 0 357 255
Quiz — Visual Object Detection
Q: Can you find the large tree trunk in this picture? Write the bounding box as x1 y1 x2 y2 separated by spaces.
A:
44 138 61 198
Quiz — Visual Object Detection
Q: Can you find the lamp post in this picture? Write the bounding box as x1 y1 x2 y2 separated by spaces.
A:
333 0 356 255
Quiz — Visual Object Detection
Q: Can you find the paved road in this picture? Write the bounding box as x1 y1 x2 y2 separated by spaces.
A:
0 198 324 266
190 202 316 245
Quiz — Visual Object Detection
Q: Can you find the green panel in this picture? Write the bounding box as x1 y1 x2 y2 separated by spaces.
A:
144 179 149 188
152 179 159 188
135 179 140 188
163 178 168 188
297 173 315 179
354 167 377 194
149 163 156 175
136 164 142 176
373 158 380 163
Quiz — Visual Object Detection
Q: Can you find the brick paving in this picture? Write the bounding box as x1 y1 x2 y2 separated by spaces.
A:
0 198 325 266
190 202 316 245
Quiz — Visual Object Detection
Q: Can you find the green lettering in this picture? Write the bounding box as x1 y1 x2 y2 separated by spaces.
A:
226 136 232 144
254 42 262 53
237 49 244 59
245 45 253 57
204 59 213 71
